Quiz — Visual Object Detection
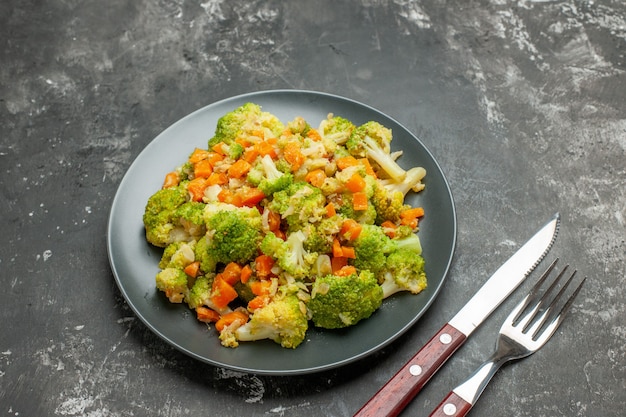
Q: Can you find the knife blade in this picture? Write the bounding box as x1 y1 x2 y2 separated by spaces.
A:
353 213 560 417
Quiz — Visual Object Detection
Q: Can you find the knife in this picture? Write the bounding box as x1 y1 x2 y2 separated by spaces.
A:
353 213 560 417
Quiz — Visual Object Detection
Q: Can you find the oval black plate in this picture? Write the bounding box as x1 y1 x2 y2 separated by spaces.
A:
107 90 456 375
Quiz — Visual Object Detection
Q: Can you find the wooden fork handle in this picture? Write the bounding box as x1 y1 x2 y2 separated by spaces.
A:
429 392 473 417
353 323 466 417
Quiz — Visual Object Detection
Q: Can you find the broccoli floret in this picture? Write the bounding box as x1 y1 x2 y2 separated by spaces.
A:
266 181 327 231
350 224 393 276
256 155 293 195
260 231 318 280
198 207 263 270
143 186 188 247
234 290 308 348
346 121 407 182
379 166 427 196
370 181 409 224
209 103 262 147
380 249 427 298
299 216 343 254
389 232 423 255
172 201 207 240
159 241 196 269
319 114 355 145
156 268 190 303
187 274 232 314
308 270 383 329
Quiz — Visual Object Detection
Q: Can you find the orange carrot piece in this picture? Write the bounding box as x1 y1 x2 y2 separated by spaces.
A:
400 207 425 220
162 171 180 189
207 152 225 166
228 159 252 179
341 219 363 241
306 128 322 141
332 238 344 258
183 261 201 278
194 159 213 179
217 189 243 207
215 310 249 332
240 265 253 284
242 148 260 164
210 276 239 309
196 306 220 323
305 169 327 188
341 246 356 259
266 210 281 232
345 172 366 192
222 262 243 286
189 148 210 163
331 256 348 272
283 141 305 171
206 171 228 186
187 177 208 202
247 295 269 311
336 156 359 170
212 142 228 156
335 265 357 276
255 254 275 279
380 220 397 238
325 203 337 218
352 191 369 211
239 187 266 207
254 141 277 158
250 280 273 296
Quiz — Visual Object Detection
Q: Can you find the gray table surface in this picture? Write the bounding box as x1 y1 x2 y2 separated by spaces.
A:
2 1 624 416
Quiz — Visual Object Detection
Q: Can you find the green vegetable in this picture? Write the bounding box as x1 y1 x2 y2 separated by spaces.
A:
308 270 383 329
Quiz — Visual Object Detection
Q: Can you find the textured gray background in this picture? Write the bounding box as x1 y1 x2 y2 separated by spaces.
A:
1 1 624 416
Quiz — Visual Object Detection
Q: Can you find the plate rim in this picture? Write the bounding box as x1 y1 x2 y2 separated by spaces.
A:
106 88 457 375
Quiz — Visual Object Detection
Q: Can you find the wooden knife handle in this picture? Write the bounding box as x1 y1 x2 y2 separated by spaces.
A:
353 323 467 417
429 392 473 417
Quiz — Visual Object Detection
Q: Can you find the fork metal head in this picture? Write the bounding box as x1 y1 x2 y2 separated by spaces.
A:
500 258 586 355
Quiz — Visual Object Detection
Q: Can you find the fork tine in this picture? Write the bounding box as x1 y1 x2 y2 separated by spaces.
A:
512 258 559 325
530 269 577 338
533 275 587 341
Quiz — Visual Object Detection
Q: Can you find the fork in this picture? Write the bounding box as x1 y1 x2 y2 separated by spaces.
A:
429 259 586 417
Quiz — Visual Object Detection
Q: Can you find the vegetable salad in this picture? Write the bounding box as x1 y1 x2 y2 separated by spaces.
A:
143 103 427 349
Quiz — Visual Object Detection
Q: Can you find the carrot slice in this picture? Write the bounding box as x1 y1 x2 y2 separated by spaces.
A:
239 187 265 207
196 306 220 323
345 172 366 192
325 203 337 218
336 156 359 170
247 295 269 311
334 265 357 276
215 310 249 332
341 219 362 241
331 256 348 272
183 261 201 278
352 191 368 211
206 171 228 186
162 171 180 189
340 246 356 259
255 254 275 279
306 128 322 141
240 265 253 284
305 169 327 188
228 159 252 179
250 280 273 296
222 262 243 286
210 276 239 309
187 177 208 202
283 141 305 171
332 238 344 258
194 159 213 179
189 148 210 163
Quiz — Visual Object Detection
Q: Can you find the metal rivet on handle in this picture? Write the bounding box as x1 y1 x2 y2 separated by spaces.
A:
443 403 457 415
409 365 422 376
440 333 452 344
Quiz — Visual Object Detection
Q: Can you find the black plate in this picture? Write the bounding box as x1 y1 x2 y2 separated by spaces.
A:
107 90 456 375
